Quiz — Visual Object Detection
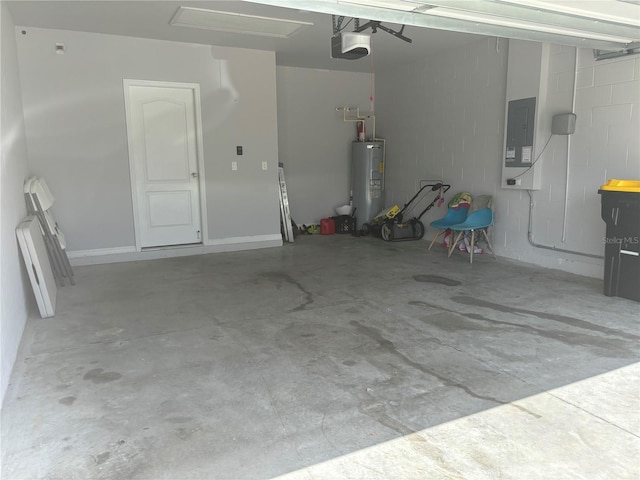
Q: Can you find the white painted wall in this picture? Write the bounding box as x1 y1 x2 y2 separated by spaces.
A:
276 66 373 225
1 4 31 406
376 38 640 278
15 28 280 252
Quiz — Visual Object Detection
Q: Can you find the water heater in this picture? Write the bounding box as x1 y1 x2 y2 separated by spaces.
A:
351 141 384 229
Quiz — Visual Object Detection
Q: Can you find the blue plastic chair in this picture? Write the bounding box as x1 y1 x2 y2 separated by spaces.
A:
447 208 496 263
428 205 470 251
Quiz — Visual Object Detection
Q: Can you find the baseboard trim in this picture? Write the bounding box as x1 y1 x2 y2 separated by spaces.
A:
204 234 283 246
68 235 283 266
67 246 138 259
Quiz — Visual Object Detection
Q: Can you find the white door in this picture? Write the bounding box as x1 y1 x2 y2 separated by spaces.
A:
125 83 203 248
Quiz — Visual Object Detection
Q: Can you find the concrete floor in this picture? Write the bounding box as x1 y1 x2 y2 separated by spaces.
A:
2 235 639 480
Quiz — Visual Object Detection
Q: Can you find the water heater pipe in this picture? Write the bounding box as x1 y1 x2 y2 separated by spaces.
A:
336 106 376 140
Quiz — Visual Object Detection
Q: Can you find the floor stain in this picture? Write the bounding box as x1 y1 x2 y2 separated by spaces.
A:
358 400 414 436
342 360 357 366
350 320 503 405
406 434 463 477
414 275 461 286
83 368 122 384
175 426 200 440
94 451 110 465
511 403 542 418
450 295 639 339
95 327 124 337
413 302 636 355
260 272 314 312
58 396 76 406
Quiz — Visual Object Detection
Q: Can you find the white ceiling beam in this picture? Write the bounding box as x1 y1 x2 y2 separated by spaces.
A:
244 0 639 50
497 0 640 27
418 0 639 38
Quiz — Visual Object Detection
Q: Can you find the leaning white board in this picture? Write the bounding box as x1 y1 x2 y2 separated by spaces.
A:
16 216 57 318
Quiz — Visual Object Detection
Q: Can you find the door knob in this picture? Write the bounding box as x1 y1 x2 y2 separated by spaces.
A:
191 172 198 178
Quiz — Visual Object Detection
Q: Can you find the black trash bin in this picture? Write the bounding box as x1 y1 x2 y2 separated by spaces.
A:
598 180 640 302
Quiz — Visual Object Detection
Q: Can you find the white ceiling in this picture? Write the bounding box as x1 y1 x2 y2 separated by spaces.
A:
6 1 640 73
4 0 486 73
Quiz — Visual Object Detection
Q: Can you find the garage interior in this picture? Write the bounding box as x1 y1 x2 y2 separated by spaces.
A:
3 238 639 479
1 1 639 479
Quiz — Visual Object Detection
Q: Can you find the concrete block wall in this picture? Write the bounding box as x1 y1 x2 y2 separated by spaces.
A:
529 47 639 264
377 38 639 277
518 44 576 255
569 50 640 251
377 38 507 242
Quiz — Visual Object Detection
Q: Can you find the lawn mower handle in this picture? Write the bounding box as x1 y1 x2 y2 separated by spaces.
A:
415 183 451 220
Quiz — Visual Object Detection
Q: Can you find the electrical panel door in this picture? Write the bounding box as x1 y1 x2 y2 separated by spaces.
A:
505 97 536 168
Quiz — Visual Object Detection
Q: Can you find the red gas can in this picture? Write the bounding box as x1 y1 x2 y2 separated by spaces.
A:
320 218 335 235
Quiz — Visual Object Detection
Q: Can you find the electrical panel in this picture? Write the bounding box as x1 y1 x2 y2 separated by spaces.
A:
505 97 536 168
501 40 551 191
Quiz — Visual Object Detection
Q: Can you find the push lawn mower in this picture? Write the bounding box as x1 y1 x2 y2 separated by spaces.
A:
362 181 450 241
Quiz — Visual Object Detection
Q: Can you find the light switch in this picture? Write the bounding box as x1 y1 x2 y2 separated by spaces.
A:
262 161 268 171
232 162 237 171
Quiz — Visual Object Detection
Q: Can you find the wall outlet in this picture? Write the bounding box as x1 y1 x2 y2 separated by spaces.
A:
262 161 268 171
232 161 237 171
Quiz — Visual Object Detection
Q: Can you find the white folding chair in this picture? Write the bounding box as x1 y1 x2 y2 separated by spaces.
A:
24 177 74 286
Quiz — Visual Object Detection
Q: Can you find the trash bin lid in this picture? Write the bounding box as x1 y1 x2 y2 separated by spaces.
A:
599 179 640 192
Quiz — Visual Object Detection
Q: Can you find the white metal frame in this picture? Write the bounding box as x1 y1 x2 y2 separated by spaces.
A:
123 79 209 251
249 0 640 51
